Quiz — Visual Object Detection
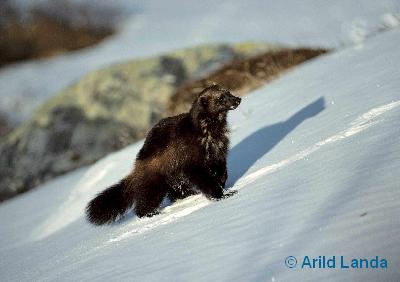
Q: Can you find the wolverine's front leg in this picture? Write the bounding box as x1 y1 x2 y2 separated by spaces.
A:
184 165 236 200
184 166 223 200
209 160 227 188
219 164 227 187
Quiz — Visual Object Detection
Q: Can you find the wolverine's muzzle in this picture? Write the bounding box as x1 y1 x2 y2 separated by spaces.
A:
228 95 241 110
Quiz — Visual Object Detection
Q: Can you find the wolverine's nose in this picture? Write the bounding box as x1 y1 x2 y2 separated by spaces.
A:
233 96 241 107
228 95 241 110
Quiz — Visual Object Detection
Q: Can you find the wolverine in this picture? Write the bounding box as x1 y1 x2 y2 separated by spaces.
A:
86 84 241 225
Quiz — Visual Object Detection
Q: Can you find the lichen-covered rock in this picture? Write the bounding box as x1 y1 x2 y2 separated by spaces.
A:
0 114 11 138
0 42 277 201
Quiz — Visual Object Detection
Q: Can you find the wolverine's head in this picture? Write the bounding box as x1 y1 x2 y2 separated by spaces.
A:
196 84 241 114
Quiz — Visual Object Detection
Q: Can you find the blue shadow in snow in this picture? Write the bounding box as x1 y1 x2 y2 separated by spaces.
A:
227 97 326 186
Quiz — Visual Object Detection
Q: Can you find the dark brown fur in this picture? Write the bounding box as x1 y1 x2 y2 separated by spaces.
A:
86 85 241 225
167 48 328 116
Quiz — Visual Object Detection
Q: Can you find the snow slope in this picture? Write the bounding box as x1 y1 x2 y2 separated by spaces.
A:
1 0 400 125
1 28 400 281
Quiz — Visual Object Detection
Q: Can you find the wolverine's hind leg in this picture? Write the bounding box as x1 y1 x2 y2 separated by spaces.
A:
134 173 168 217
166 173 199 202
167 184 199 202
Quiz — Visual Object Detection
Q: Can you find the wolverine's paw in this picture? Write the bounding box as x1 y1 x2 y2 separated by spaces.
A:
223 190 237 198
145 210 161 217
216 190 237 201
136 209 161 218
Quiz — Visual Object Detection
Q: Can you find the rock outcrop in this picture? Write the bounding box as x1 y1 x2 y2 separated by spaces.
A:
0 42 276 201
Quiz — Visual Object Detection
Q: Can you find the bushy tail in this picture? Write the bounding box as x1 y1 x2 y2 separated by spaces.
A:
86 180 134 225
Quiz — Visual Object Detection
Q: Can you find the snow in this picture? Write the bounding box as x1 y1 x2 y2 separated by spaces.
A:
1 25 400 281
1 0 400 125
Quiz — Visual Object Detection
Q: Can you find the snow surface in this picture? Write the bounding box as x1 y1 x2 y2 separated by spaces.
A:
1 0 400 125
1 27 399 281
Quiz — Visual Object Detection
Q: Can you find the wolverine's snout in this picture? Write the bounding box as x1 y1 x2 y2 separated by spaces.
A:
228 95 241 110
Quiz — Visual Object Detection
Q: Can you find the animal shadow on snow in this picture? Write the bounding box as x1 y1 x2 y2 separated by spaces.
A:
228 97 325 186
